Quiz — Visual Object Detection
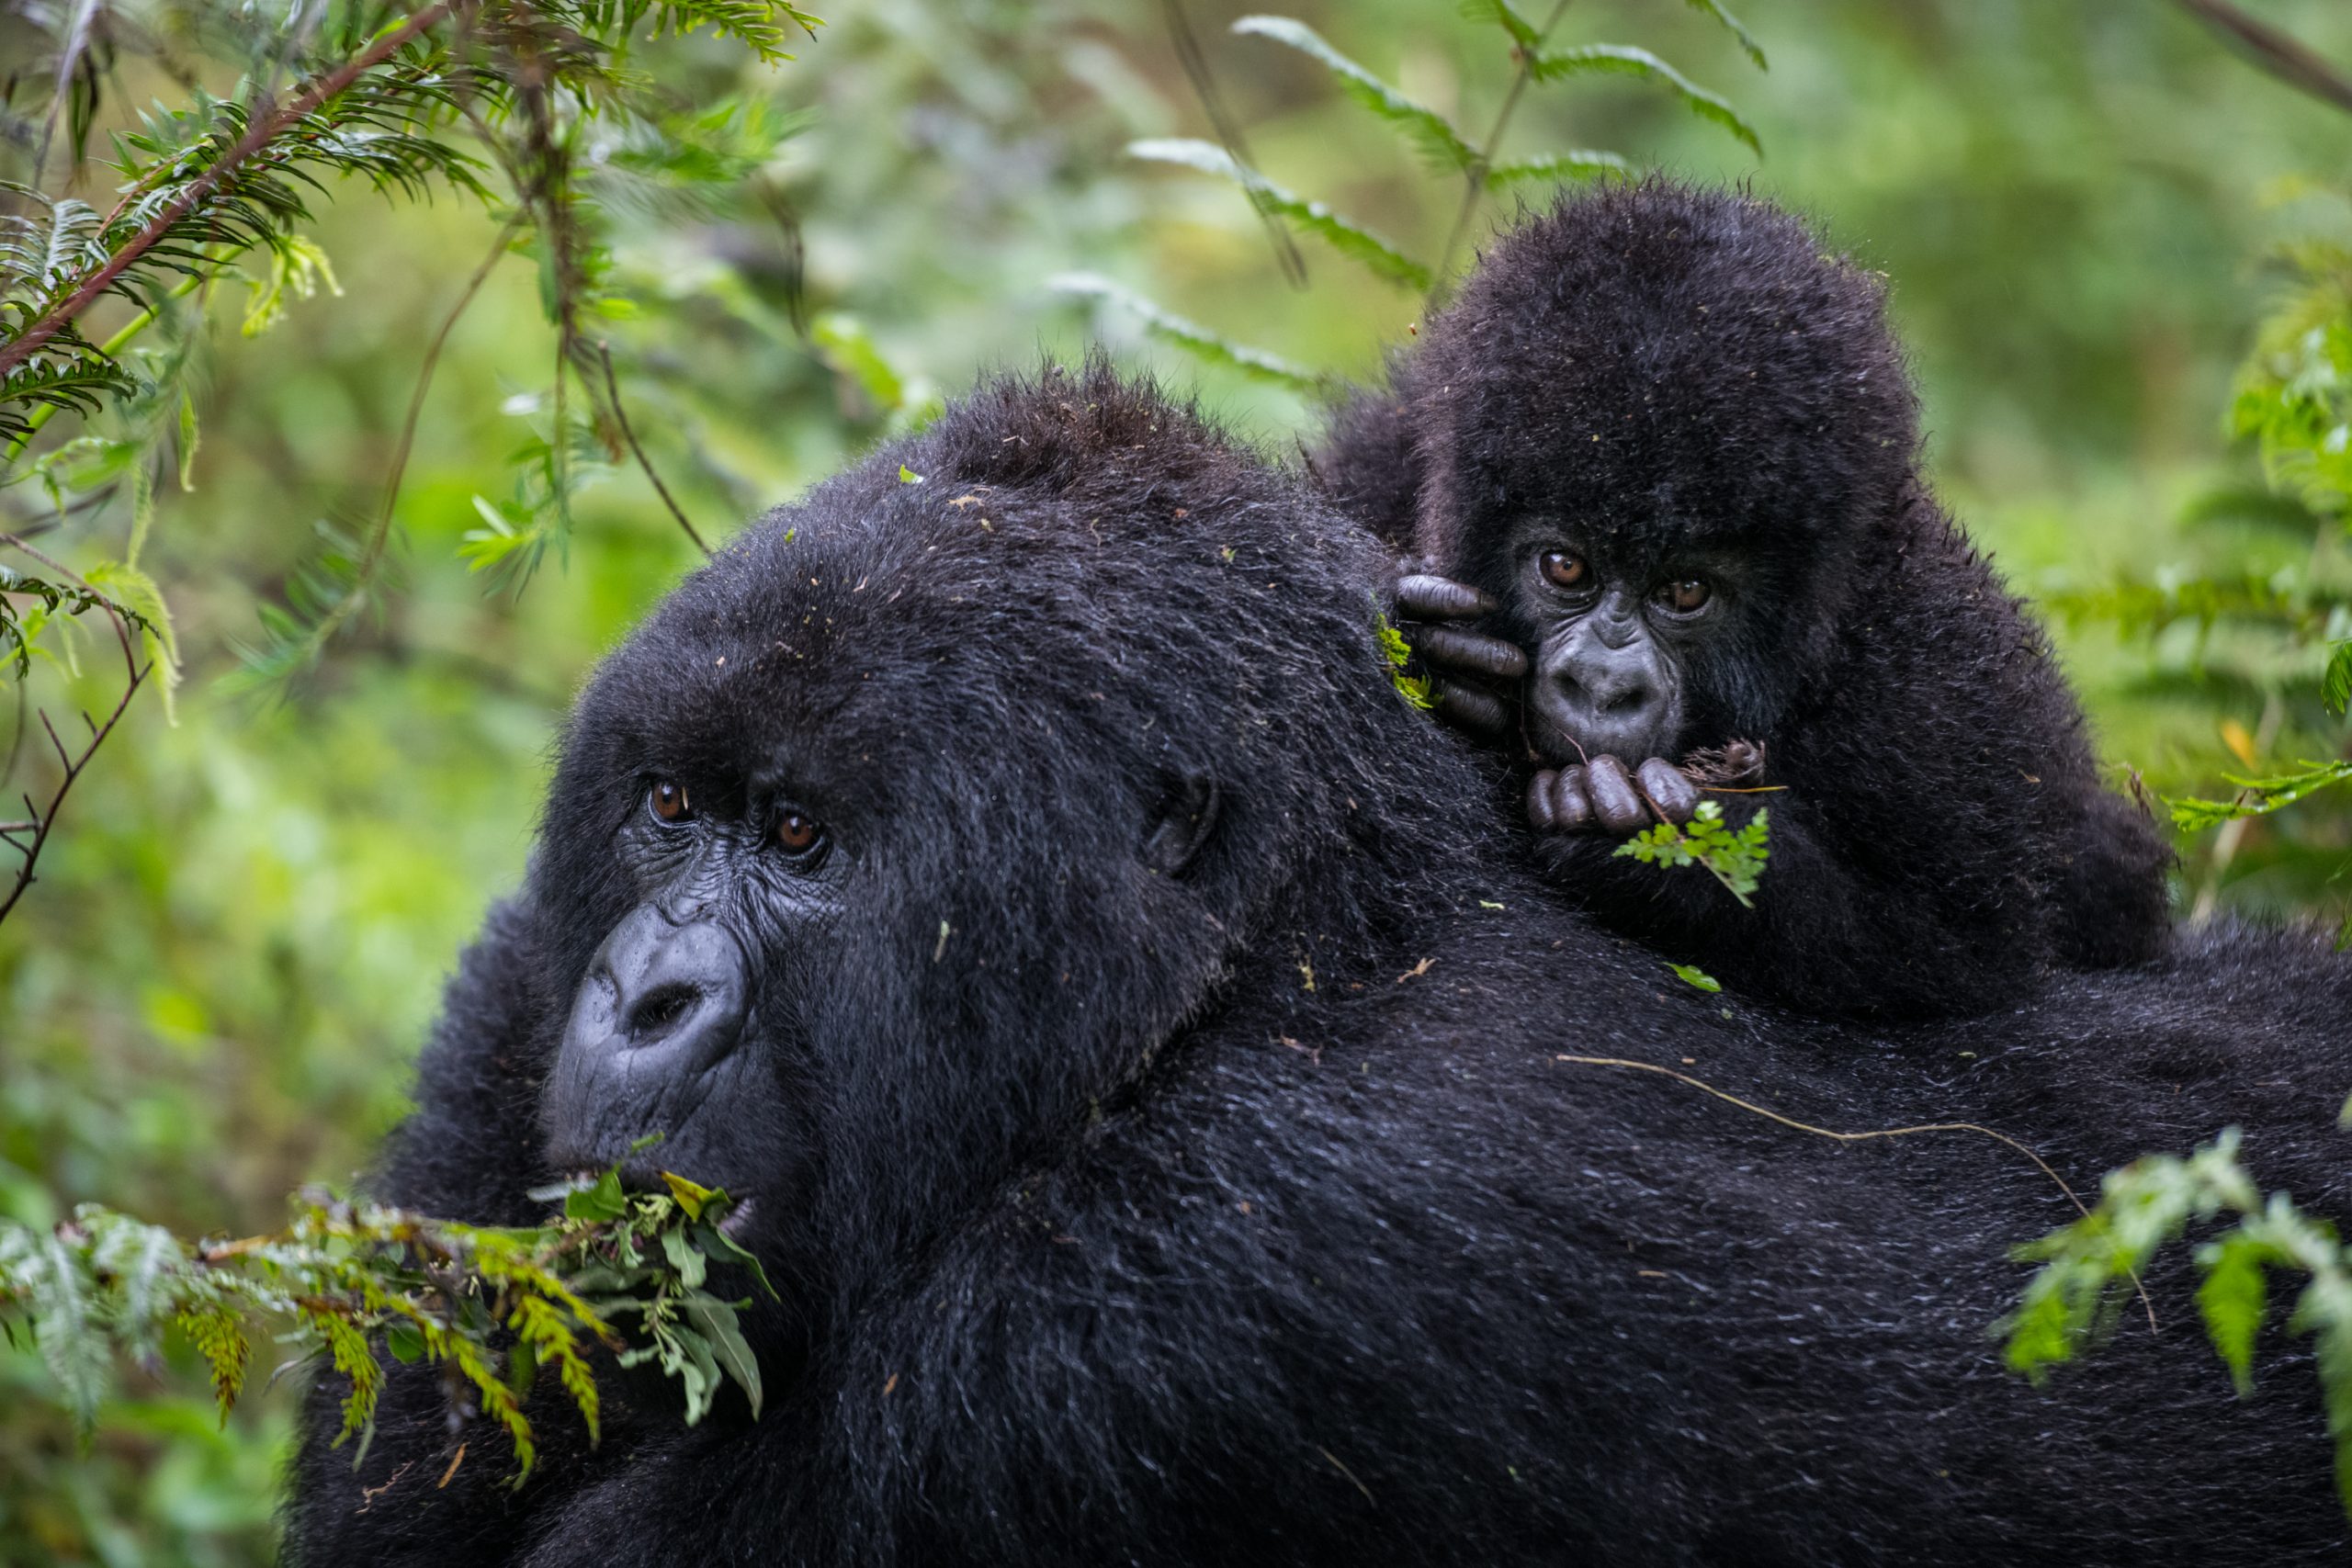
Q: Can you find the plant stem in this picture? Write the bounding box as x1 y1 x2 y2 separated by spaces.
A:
0 271 209 468
0 0 464 383
1428 0 1574 307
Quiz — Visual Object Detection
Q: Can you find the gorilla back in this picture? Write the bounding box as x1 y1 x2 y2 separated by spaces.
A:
289 363 2352 1565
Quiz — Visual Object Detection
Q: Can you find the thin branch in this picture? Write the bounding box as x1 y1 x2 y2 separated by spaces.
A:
1159 0 1307 289
0 656 151 928
2175 0 2352 118
0 0 466 381
594 341 709 557
1430 0 1574 306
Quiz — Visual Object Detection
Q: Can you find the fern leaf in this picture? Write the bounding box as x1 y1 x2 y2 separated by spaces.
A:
1486 150 1633 187
1231 17 1479 172
1681 0 1768 69
1126 139 1431 289
1050 272 1324 392
1528 44 1761 155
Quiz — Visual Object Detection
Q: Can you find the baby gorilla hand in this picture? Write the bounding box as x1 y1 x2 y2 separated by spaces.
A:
1395 570 1527 736
1527 756 1700 837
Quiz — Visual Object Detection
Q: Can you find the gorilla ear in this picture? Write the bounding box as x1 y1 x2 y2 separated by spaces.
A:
1141 769 1221 878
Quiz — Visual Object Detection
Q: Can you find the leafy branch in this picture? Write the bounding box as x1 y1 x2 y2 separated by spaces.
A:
0 1160 775 1481
1614 798 1770 907
2000 1126 2352 1516
1087 6 1762 389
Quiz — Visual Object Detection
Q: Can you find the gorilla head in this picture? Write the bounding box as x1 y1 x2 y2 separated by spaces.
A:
526 358 1451 1313
1411 178 1918 762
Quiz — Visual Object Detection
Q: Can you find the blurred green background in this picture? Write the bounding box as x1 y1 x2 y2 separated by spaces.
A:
2 0 2349 1558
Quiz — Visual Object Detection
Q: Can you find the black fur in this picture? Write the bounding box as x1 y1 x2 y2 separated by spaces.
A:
1317 181 2175 1019
286 363 2352 1565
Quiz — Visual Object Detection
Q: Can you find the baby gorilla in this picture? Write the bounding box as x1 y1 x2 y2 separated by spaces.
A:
1345 180 2171 1018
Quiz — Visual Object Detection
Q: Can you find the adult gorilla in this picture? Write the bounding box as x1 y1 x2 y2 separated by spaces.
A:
287 362 2352 1564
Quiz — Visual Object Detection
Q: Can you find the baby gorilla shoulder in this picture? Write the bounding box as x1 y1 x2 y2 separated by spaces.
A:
1350 179 2172 1020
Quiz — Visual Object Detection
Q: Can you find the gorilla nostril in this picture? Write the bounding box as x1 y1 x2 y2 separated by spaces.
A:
627 982 701 1045
1602 689 1653 716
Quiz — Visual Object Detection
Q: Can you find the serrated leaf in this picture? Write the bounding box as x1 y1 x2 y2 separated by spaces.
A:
1457 0 1541 49
1128 140 1431 289
1232 17 1479 172
83 558 180 725
2196 1229 2273 1395
2324 640 2350 716
1050 273 1323 392
1682 0 1768 69
1528 44 1761 156
1486 151 1633 188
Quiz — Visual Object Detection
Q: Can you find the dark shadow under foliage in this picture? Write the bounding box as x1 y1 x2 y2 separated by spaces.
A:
287 362 2351 1565
1318 180 2176 1020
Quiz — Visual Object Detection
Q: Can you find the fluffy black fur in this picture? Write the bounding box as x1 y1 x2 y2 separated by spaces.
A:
1317 181 2174 1019
286 363 2352 1565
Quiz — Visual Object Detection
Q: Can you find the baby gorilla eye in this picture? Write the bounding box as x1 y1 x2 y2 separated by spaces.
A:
1539 550 1589 589
775 809 826 858
650 781 693 823
1657 579 1711 613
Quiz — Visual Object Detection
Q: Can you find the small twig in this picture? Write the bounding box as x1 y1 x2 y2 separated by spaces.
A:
594 341 709 557
1159 0 1307 288
0 0 467 381
2175 0 2352 118
1430 0 1574 305
1553 1053 2159 1332
0 656 151 927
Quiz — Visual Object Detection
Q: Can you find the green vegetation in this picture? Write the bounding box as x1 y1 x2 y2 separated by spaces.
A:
1 0 2349 1559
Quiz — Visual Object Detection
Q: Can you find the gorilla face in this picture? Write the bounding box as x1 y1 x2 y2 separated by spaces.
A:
523 363 1408 1313
537 766 841 1229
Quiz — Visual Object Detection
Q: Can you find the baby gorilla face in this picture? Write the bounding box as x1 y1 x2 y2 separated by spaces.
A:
1510 530 1732 767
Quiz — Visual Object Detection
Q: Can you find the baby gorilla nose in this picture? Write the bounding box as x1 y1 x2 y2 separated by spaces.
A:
1534 637 1676 763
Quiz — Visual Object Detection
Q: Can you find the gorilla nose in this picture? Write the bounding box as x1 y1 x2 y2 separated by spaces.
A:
1559 660 1659 718
569 905 748 1075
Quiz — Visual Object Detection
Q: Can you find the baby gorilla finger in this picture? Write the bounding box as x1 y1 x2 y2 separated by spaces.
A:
1430 677 1510 735
1549 765 1595 832
1396 574 1497 622
1584 756 1648 835
1634 758 1700 824
1414 626 1528 681
1527 770 1558 831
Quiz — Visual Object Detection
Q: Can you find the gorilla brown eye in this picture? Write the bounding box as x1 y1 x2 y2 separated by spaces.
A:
1658 579 1711 613
775 810 824 856
1540 550 1589 589
650 781 692 823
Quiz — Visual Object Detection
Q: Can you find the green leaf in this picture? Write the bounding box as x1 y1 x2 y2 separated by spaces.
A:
1681 0 1768 70
2197 1229 2274 1395
898 464 923 484
1457 0 1542 50
1127 140 1431 289
1667 963 1721 993
2169 761 2352 831
1614 800 1770 907
1485 151 1634 188
681 1292 763 1420
1231 17 1480 172
2324 640 2351 716
661 1224 708 1290
810 312 906 416
1527 44 1762 156
1049 273 1323 392
661 1171 717 1221
565 1168 629 1224
83 558 181 725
